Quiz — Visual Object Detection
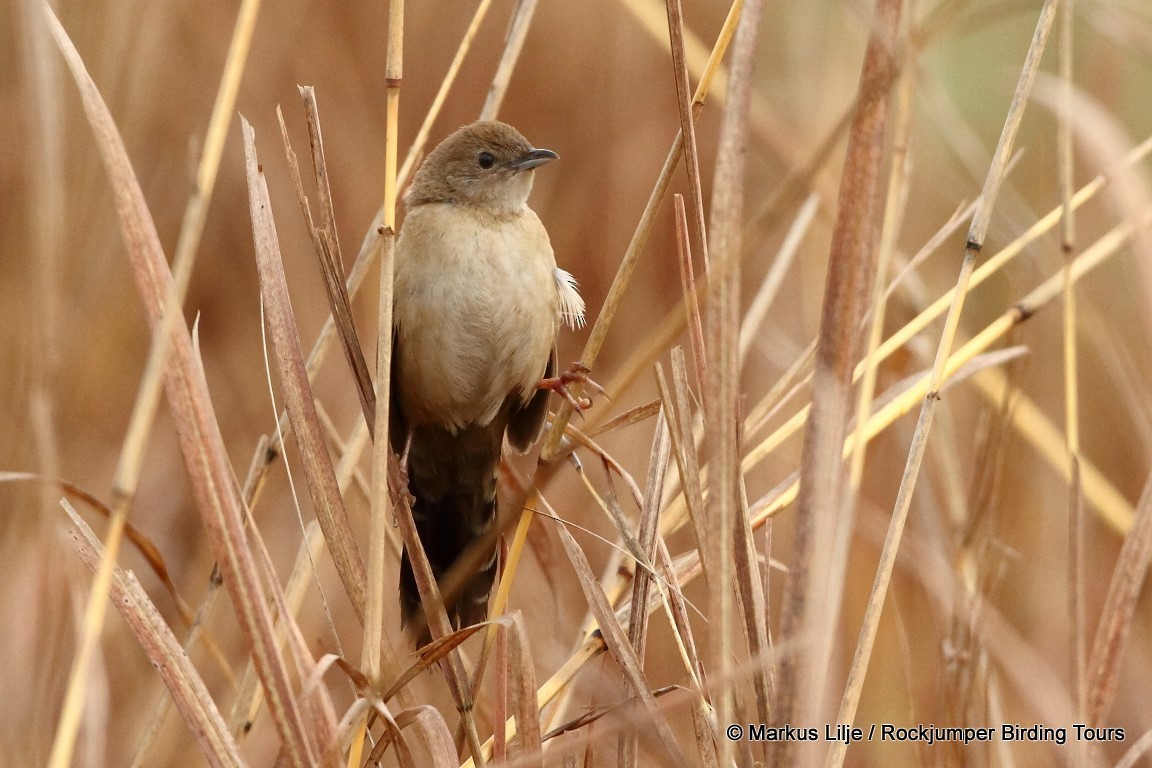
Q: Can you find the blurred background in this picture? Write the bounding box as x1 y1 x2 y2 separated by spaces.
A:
3 0 1152 765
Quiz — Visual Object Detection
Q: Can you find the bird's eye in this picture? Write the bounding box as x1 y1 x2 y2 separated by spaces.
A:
477 151 496 169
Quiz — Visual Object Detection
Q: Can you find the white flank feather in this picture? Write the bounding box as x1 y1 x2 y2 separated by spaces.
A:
554 268 586 329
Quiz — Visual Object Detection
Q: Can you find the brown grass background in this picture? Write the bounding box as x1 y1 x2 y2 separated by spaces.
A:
3 0 1152 765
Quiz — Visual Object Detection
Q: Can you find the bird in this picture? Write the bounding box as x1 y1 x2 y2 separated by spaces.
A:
390 120 590 635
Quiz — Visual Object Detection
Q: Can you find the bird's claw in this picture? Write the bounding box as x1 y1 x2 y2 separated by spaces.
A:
539 362 607 416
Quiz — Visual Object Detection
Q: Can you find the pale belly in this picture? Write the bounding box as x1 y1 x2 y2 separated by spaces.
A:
394 204 559 431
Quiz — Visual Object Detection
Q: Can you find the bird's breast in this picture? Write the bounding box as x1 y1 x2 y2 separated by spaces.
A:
394 203 559 431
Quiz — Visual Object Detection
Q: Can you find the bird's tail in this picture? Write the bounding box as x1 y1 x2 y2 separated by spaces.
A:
398 422 502 637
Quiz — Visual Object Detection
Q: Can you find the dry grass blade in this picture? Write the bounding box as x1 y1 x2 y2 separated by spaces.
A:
732 472 772 746
847 43 915 498
777 0 901 744
235 498 342 767
1085 472 1152 725
381 623 488 702
508 613 543 766
276 91 376 434
665 0 709 270
1116 730 1152 768
578 456 648 576
244 117 368 625
658 352 709 587
463 491 537 741
359 695 449 768
356 697 412 768
62 502 243 768
656 555 718 768
393 706 457 768
65 37 267 754
46 7 317 765
226 521 325 738
540 686 681 743
547 494 689 767
44 8 179 757
465 637 608 766
674 196 707 392
587 400 661 439
619 409 670 767
653 361 713 735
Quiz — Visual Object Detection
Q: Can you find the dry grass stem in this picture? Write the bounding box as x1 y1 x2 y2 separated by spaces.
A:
480 0 540 121
363 16 402 764
1056 0 1087 721
1085 473 1152 724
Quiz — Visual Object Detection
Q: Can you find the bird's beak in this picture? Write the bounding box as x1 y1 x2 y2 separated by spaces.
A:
507 148 558 172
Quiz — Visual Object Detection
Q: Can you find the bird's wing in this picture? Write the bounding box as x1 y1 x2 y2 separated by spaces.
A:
388 327 409 452
506 347 555 451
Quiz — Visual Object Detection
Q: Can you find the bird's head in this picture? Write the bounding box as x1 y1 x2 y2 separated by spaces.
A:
406 120 558 214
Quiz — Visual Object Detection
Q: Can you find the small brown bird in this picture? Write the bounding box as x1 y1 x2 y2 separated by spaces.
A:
391 120 587 632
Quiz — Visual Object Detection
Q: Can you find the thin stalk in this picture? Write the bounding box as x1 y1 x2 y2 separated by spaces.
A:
1057 0 1087 723
703 2 764 767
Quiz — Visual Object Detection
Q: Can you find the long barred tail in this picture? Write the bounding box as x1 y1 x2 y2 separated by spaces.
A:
398 422 502 635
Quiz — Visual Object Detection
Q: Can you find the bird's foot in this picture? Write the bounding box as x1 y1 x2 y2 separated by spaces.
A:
538 362 607 415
